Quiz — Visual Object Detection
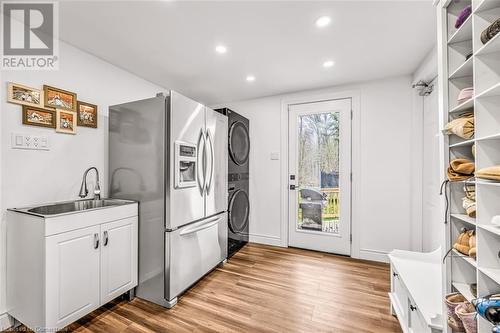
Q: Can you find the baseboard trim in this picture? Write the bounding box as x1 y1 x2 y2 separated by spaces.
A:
249 233 283 247
0 313 13 330
359 248 390 263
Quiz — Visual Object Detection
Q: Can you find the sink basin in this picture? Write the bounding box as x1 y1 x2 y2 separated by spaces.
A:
28 200 124 215
10 199 134 217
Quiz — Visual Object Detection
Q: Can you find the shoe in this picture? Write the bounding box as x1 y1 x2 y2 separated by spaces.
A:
445 293 466 332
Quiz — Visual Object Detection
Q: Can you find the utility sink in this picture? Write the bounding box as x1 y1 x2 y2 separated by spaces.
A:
6 197 138 331
11 198 134 217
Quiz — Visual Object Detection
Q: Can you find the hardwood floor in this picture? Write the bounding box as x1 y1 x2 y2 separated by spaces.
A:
12 244 402 333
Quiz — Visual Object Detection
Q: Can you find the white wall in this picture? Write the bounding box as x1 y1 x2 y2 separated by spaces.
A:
411 46 441 253
0 41 164 325
215 75 416 262
422 85 441 252
413 46 438 85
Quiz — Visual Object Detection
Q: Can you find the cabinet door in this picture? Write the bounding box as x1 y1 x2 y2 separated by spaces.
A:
100 217 138 304
45 225 101 329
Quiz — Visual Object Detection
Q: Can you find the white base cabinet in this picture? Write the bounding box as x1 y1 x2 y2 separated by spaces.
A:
389 248 443 333
7 201 138 332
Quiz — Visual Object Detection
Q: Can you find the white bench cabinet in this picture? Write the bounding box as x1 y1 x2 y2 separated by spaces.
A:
389 248 443 333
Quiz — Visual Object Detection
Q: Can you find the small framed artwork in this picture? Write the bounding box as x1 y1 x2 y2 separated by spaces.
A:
56 109 77 134
8 82 43 107
22 106 56 128
77 101 98 128
43 85 77 112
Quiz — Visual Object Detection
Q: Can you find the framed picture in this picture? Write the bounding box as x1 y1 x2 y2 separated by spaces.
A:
8 82 43 107
56 109 77 134
22 106 56 128
77 101 98 128
43 85 77 112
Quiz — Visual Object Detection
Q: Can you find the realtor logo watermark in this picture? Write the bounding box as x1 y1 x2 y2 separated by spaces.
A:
1 1 59 70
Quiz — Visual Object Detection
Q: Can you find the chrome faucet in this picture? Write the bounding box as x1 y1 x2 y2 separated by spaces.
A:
79 167 101 200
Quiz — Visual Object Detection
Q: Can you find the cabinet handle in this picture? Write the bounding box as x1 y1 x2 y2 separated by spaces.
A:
410 305 417 311
94 233 99 249
103 231 109 246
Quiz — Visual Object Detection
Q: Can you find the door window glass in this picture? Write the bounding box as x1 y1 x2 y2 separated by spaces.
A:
297 112 340 234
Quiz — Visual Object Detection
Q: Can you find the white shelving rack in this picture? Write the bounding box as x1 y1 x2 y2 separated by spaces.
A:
438 0 500 332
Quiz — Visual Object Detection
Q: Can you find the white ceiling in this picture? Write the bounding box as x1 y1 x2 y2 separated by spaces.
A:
59 1 437 105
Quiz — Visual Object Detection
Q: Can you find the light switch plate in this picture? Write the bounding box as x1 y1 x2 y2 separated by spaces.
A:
271 152 280 160
11 133 50 151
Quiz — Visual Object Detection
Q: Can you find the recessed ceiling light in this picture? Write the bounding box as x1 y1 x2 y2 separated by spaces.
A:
315 16 331 28
215 45 227 54
323 60 335 68
246 75 256 82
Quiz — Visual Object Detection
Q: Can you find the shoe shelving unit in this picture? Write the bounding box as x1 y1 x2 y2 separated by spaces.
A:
438 0 500 332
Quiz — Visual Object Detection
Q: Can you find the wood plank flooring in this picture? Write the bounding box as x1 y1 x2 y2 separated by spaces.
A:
12 243 402 333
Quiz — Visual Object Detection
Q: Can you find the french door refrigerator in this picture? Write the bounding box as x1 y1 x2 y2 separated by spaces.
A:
109 91 228 308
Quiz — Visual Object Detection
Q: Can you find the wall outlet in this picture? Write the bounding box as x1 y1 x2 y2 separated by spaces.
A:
11 133 50 151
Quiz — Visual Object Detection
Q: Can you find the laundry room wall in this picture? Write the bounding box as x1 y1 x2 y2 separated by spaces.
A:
0 40 165 328
213 75 417 262
411 46 441 253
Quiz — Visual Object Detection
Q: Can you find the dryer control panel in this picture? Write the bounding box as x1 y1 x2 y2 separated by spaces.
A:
228 173 249 182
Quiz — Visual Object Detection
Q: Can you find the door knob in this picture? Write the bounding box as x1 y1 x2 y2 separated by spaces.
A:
290 185 296 190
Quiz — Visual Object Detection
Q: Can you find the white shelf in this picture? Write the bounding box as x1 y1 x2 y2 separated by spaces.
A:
475 179 500 186
451 213 477 226
452 249 477 268
479 267 500 286
452 282 475 302
449 56 474 79
479 224 500 236
451 178 476 184
475 82 500 99
475 29 500 57
474 0 500 13
448 15 473 44
449 138 475 148
476 132 500 142
449 98 474 113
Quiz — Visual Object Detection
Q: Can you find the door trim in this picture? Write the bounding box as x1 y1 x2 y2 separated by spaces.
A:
280 90 361 258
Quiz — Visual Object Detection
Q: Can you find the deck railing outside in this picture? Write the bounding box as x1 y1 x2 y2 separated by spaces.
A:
322 187 339 219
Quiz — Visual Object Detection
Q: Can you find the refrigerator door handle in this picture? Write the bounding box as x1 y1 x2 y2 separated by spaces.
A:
205 129 215 195
179 217 222 236
196 128 206 196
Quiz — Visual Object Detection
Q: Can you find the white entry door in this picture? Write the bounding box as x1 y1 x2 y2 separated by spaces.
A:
288 99 352 255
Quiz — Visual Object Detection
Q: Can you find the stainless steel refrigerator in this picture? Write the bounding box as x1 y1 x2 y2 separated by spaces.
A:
109 91 228 308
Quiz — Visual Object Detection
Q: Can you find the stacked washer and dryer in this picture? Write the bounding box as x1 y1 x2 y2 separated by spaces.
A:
215 108 250 257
